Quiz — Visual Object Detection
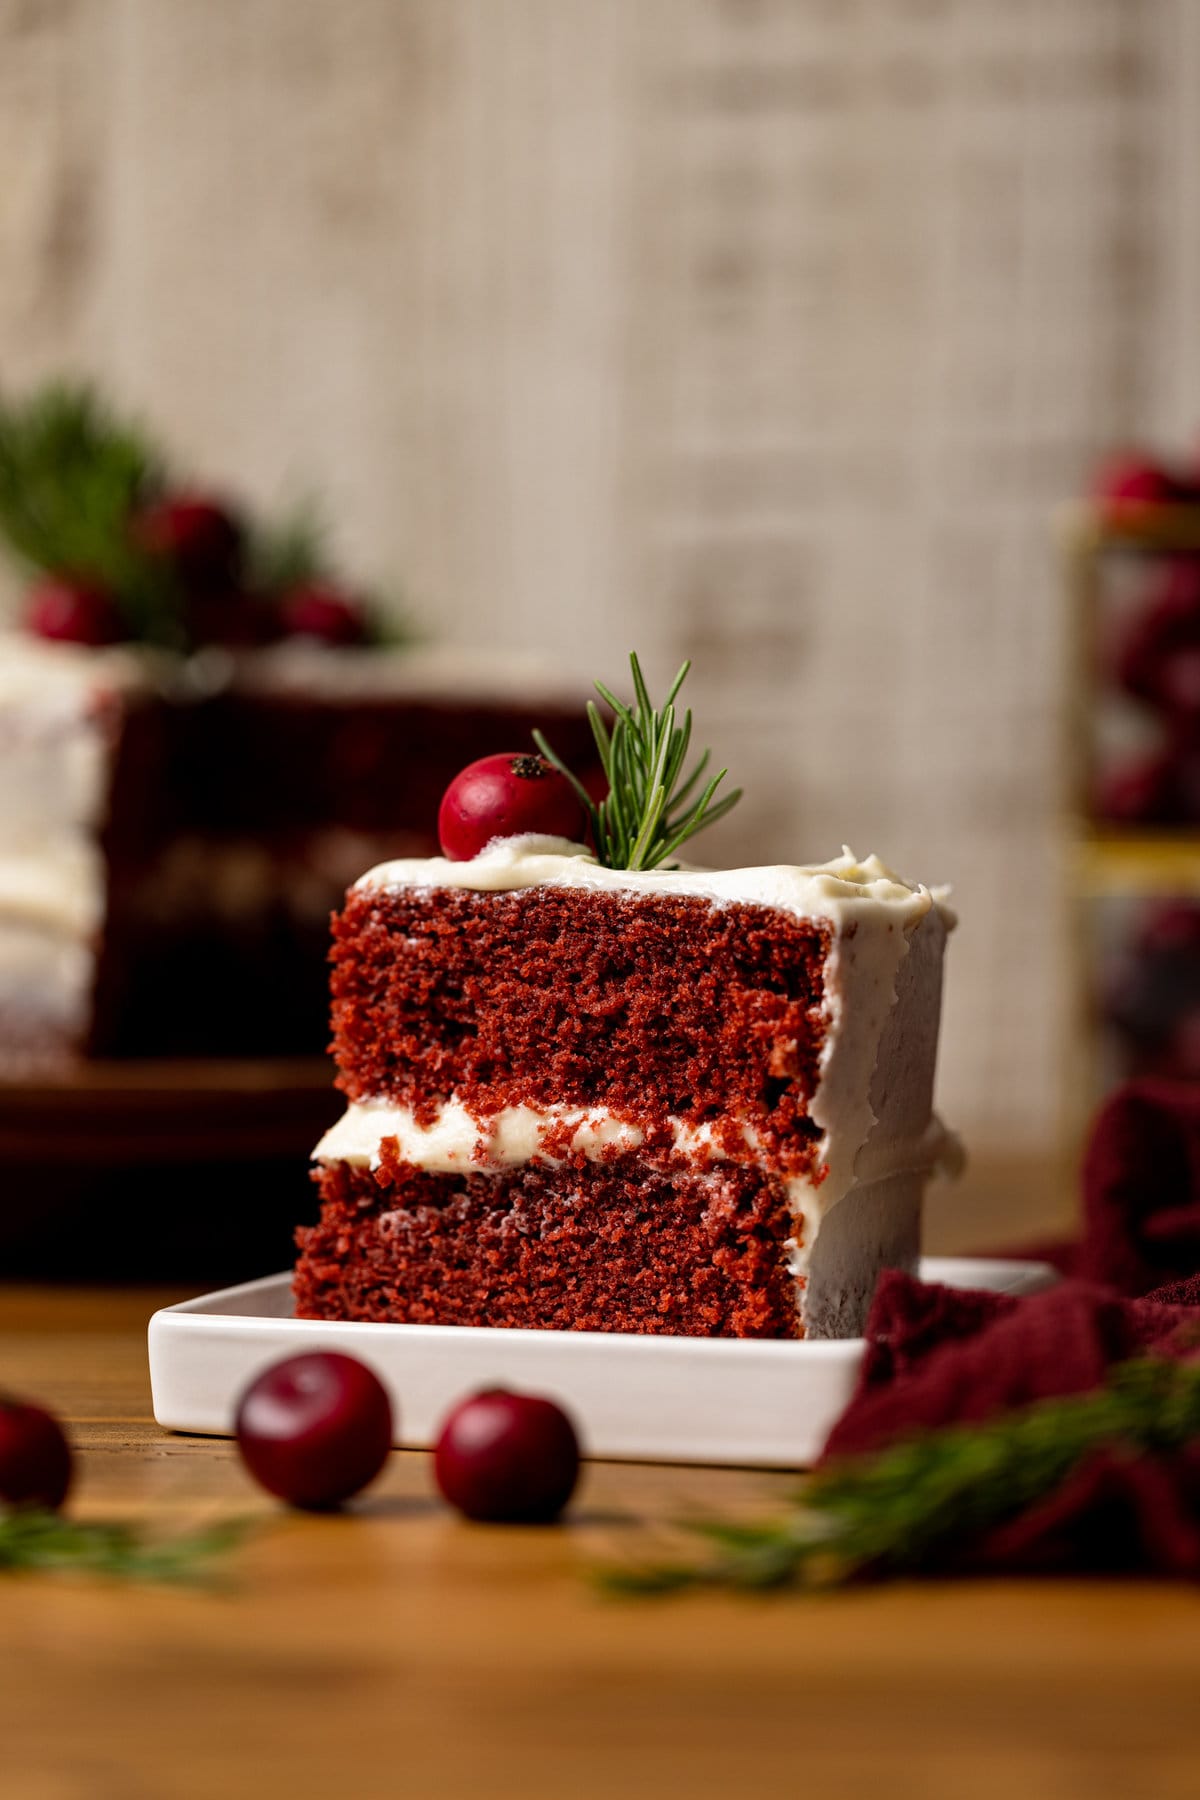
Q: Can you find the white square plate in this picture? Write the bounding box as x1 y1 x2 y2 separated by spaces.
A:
148 1256 1057 1468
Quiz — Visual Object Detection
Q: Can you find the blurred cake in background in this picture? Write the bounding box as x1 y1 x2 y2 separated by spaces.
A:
0 385 594 1073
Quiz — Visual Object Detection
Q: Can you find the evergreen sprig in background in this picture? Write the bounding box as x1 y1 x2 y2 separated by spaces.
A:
0 379 405 649
0 383 174 638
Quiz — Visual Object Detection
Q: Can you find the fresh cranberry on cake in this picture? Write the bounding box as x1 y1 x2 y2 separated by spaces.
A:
438 751 588 860
295 654 957 1341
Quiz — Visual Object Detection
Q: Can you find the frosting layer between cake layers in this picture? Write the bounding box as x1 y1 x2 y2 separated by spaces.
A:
314 836 955 1334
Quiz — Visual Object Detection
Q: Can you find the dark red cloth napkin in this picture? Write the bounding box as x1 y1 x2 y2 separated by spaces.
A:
822 1275 1197 1462
818 1079 1200 1574
1079 1079 1200 1293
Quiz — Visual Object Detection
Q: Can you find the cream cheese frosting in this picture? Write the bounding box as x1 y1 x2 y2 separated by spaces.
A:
355 834 954 929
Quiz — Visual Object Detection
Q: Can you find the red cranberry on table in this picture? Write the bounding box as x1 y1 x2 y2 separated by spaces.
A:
278 582 368 646
24 578 125 647
132 494 244 585
0 1397 73 1511
433 1389 581 1524
234 1352 394 1510
438 753 587 861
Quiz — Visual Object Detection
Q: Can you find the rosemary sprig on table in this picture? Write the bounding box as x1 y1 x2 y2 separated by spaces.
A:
600 1357 1200 1594
0 1508 248 1585
533 652 741 871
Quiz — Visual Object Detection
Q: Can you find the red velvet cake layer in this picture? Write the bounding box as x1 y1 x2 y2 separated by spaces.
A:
330 886 829 1176
295 1143 804 1338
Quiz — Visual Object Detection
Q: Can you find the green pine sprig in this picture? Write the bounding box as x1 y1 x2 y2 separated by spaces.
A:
0 381 192 646
0 382 163 587
0 1507 249 1586
600 1356 1200 1594
533 653 741 870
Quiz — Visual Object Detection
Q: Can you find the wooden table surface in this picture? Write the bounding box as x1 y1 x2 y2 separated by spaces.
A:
5 1158 1200 1800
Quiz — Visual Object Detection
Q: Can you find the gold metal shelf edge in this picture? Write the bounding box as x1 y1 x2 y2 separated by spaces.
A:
1070 833 1200 895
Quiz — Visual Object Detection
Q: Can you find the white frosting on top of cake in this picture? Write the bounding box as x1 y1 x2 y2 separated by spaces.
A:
355 834 954 929
326 836 954 1327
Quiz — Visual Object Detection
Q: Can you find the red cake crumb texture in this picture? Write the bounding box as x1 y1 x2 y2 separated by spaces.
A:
294 1140 803 1338
329 883 829 1179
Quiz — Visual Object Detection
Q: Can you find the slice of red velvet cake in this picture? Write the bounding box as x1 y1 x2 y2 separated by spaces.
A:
295 839 955 1340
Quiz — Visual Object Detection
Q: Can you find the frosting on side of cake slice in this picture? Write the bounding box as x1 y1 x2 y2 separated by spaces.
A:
316 835 956 1336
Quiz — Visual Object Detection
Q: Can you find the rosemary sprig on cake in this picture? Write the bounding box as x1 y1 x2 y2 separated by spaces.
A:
600 1356 1200 1593
533 653 742 870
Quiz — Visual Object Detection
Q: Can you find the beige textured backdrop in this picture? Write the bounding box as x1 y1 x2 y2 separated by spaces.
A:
5 0 1200 1151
